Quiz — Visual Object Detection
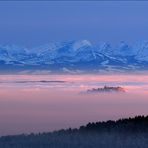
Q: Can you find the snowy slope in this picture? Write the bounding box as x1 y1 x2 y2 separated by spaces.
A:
0 40 148 73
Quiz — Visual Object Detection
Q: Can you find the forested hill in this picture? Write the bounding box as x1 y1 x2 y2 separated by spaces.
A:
0 116 148 148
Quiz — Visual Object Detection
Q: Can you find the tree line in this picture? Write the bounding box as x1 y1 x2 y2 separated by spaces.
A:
0 115 148 148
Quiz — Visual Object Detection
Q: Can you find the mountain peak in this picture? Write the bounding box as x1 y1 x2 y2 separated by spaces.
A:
72 40 92 51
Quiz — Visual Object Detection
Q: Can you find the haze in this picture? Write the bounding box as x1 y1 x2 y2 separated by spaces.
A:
0 74 148 136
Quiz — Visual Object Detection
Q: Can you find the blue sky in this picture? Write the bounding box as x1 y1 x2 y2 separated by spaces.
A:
0 1 148 47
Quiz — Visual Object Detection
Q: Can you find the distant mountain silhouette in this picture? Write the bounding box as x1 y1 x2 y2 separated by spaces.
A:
0 115 148 148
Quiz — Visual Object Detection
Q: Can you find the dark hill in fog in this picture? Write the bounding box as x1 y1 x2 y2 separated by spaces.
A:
86 86 126 93
0 116 148 148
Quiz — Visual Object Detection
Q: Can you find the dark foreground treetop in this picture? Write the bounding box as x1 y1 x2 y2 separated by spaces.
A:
0 115 148 148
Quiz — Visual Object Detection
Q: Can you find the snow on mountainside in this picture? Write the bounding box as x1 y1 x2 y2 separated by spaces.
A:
134 41 148 61
98 41 136 56
0 40 148 73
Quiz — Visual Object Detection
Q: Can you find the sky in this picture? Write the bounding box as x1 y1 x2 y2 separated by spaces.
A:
0 1 148 47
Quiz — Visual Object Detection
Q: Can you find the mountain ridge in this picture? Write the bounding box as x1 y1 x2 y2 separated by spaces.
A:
1 40 148 73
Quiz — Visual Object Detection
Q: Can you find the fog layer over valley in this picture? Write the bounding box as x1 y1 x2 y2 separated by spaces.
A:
0 74 148 136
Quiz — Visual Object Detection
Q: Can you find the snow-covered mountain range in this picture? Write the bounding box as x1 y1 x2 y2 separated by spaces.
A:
1 40 148 73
